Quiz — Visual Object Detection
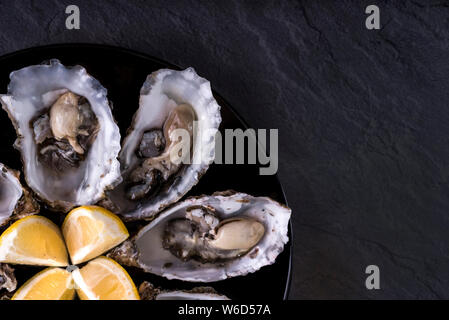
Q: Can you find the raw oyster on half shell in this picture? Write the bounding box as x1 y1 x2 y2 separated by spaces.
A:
0 60 121 211
109 191 291 282
105 68 221 220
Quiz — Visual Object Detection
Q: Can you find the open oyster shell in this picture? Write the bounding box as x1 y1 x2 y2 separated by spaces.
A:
108 191 291 282
0 60 121 211
0 163 39 227
105 68 221 220
139 281 229 300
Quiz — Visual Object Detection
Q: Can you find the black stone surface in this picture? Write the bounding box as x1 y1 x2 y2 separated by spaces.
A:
0 0 448 299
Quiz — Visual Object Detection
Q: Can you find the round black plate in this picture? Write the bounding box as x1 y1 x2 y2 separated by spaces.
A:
0 44 292 300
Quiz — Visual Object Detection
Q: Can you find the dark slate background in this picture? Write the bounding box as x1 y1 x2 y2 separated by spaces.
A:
1 0 448 299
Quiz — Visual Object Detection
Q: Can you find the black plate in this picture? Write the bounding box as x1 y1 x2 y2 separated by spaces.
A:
0 44 292 300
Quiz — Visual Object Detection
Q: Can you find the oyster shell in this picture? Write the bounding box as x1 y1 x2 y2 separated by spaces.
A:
0 60 121 211
105 68 221 220
0 163 39 227
109 191 291 282
139 281 229 300
0 263 17 292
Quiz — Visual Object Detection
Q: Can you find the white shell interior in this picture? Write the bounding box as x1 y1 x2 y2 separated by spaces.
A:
134 192 291 282
0 60 121 210
0 163 22 226
109 68 221 219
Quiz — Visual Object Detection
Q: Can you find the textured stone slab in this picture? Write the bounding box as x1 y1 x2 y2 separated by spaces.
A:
0 0 447 299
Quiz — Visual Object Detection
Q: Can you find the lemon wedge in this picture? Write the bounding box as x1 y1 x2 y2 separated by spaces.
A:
0 215 68 266
72 256 139 300
62 206 129 265
12 267 75 300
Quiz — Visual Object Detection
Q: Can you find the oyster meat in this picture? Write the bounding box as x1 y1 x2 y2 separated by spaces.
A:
0 60 121 211
109 191 291 282
0 162 39 227
105 68 221 220
139 281 229 300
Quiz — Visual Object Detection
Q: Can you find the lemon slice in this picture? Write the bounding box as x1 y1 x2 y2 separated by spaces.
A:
72 256 139 300
12 267 75 300
0 216 68 266
62 206 129 264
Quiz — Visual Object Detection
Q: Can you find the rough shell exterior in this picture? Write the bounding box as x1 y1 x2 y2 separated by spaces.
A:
138 281 229 300
0 263 17 293
0 163 39 227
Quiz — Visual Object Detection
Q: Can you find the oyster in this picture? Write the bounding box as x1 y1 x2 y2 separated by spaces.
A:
0 60 121 211
105 68 221 220
139 281 229 300
0 263 17 292
109 191 291 282
0 163 39 227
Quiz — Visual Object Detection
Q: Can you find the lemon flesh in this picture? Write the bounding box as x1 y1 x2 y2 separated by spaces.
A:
72 256 139 300
62 206 129 264
0 216 68 266
12 267 75 300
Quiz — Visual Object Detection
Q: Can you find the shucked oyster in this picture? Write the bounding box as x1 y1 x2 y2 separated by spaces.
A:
0 60 121 211
104 68 221 220
0 163 39 227
139 281 229 300
109 191 291 282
